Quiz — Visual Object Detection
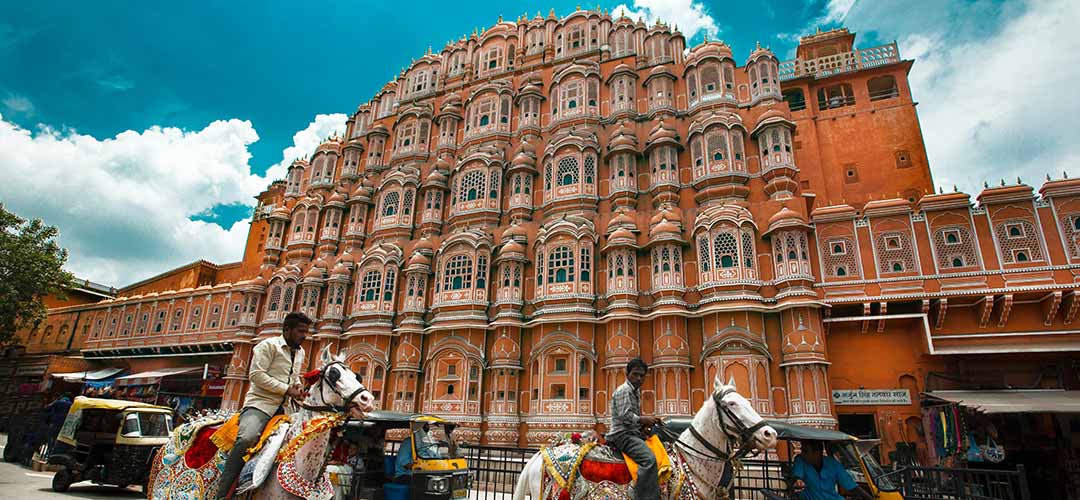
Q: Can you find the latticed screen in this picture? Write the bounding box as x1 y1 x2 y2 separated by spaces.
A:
361 270 383 301
823 237 859 278
382 191 400 216
995 220 1045 263
458 169 486 202
584 155 595 184
547 246 575 283
933 226 979 269
444 254 474 290
875 231 916 274
557 157 579 186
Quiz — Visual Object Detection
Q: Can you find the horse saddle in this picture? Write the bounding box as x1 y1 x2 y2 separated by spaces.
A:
542 436 672 489
181 414 290 469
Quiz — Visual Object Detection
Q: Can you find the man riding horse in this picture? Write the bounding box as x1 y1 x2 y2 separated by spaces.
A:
608 358 664 500
215 311 311 500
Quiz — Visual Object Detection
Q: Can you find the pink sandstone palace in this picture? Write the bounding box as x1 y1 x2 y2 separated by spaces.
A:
7 9 1079 466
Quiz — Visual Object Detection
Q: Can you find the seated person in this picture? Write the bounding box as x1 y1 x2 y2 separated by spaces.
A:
394 425 441 483
791 440 872 500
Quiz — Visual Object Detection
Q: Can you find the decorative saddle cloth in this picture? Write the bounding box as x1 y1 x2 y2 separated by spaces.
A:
209 413 291 459
541 435 673 493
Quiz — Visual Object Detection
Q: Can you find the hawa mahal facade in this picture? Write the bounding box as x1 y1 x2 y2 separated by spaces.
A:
13 10 1080 461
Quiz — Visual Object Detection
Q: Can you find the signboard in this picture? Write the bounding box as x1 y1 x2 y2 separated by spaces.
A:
832 389 912 406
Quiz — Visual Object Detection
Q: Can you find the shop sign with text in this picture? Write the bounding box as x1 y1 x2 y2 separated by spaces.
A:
832 389 911 405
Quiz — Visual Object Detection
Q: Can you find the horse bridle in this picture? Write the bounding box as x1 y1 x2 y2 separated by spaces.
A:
296 361 369 414
675 388 768 462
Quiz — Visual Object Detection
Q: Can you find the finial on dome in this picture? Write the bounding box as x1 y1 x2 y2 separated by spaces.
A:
1047 173 1052 181
1065 171 1070 179
498 14 502 22
756 40 761 49
937 186 942 194
984 181 989 188
1016 176 1022 184
953 185 958 192
1000 178 1006 187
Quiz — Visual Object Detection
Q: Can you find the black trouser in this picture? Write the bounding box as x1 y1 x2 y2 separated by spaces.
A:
609 432 659 500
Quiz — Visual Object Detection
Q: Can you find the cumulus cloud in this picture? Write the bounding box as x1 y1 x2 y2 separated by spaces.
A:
611 0 719 41
0 112 347 286
838 0 1080 194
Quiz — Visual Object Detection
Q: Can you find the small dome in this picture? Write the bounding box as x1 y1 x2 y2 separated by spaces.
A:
520 82 542 95
328 190 348 206
435 156 452 170
331 263 350 279
351 182 371 199
768 206 806 227
270 206 291 220
650 218 681 238
304 266 323 280
413 236 435 253
337 249 356 264
504 222 527 240
610 227 635 242
752 108 794 136
251 275 269 287
407 251 431 267
609 211 636 230
425 168 449 187
648 64 674 78
501 239 526 256
647 120 677 144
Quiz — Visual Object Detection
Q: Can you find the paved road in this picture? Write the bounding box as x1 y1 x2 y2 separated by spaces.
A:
0 434 142 500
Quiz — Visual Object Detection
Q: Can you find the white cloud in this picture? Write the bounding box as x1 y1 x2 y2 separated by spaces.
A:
838 0 1080 194
611 0 719 41
2 94 34 115
0 112 347 287
263 113 347 182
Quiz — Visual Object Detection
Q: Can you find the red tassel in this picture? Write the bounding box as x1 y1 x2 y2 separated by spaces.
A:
302 368 322 385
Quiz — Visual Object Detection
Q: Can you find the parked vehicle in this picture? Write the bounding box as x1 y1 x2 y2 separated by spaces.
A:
46 396 173 494
338 410 471 500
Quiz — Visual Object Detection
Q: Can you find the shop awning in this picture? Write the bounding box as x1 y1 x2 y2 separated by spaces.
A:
50 367 125 383
925 390 1080 414
115 367 202 387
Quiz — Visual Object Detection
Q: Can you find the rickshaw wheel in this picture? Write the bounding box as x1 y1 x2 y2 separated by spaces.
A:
52 467 73 492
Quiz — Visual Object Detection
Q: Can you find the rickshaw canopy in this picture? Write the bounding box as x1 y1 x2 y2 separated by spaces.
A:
57 396 172 446
765 420 858 442
344 410 452 431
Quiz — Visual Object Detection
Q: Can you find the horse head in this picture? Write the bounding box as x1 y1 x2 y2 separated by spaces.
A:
709 374 777 453
302 345 376 419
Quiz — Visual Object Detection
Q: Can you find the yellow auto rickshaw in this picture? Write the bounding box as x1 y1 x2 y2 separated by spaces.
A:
337 410 471 500
47 396 173 494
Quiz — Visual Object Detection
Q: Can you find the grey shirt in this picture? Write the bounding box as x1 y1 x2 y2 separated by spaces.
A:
607 380 643 439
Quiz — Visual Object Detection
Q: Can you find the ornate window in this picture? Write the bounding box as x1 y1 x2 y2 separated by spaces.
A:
645 35 670 64
449 162 501 216
496 262 524 302
553 78 599 118
994 219 1045 264
687 61 734 106
822 237 860 279
286 165 304 196
464 94 512 137
872 231 915 274
759 126 793 171
609 154 636 193
772 231 812 279
611 28 633 57
366 135 386 166
519 96 541 129
609 75 636 113
434 246 491 305
374 185 416 229
647 76 674 110
606 250 637 293
526 28 545 55
651 245 683 289
360 270 382 302
749 60 781 101
696 226 757 283
933 226 979 270
1061 214 1080 260
650 145 679 187
481 45 504 75
394 119 430 154
547 246 575 283
544 150 598 202
691 127 747 181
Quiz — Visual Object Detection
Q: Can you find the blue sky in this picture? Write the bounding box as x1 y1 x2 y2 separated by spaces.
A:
1 0 1077 286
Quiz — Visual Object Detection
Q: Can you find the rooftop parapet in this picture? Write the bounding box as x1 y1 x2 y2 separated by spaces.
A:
779 42 899 82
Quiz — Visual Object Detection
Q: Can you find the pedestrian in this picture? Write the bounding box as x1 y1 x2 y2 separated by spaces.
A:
44 393 73 456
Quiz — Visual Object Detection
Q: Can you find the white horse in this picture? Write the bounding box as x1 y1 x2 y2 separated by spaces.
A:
148 346 376 500
512 375 778 500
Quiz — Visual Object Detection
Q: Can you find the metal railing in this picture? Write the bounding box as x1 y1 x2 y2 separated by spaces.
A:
461 444 539 500
779 42 900 81
889 465 1030 500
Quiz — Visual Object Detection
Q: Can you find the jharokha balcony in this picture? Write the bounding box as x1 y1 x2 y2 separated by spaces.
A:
779 41 899 81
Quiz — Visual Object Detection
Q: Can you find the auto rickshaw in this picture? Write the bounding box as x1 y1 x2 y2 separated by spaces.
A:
46 396 174 494
337 410 471 500
751 420 903 500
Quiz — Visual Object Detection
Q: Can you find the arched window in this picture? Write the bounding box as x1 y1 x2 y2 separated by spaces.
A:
382 192 399 216
558 157 578 186
444 254 473 290
548 246 575 283
361 270 382 302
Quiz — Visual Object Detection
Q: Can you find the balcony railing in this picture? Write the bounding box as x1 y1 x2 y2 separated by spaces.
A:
779 42 900 81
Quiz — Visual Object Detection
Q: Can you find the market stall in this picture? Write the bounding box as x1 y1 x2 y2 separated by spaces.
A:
114 365 225 418
923 389 1080 499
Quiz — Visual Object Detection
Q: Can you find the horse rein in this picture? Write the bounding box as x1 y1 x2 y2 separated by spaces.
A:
295 361 369 414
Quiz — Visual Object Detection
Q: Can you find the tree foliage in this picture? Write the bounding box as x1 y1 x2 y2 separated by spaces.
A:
0 204 76 345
